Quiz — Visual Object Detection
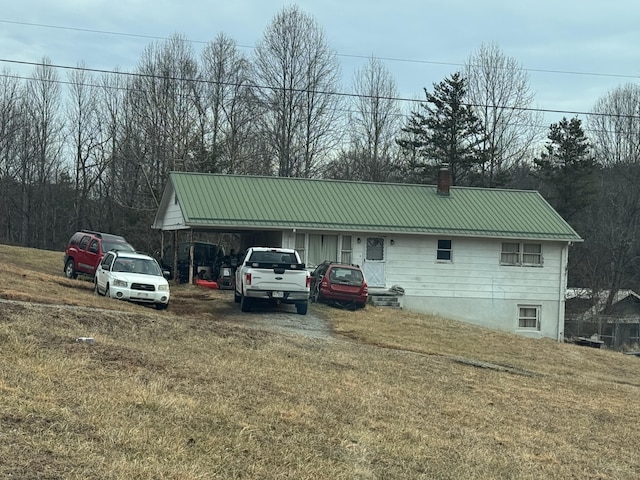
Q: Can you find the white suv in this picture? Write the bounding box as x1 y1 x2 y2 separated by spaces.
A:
94 250 170 310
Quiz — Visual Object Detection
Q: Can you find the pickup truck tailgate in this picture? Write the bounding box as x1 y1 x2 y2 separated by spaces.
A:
247 268 308 291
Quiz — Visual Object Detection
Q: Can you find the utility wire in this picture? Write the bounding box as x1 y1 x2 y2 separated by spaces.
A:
2 66 638 139
1 18 639 81
2 57 639 125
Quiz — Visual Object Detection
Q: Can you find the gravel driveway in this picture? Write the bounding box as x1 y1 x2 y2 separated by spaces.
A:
223 300 334 340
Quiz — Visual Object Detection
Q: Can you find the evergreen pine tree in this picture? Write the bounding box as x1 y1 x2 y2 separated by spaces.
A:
397 72 483 185
534 117 597 224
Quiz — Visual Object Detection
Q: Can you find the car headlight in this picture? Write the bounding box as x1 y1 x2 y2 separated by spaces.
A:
113 279 128 287
157 284 169 292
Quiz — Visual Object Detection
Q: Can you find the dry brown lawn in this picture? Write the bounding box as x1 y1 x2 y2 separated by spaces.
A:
1 243 639 479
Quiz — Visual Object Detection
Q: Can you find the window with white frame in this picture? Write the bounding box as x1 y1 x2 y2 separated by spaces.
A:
522 243 543 265
518 305 540 330
437 239 452 262
341 235 352 264
501 242 543 266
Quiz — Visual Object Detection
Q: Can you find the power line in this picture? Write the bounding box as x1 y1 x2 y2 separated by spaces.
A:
0 57 617 121
0 19 184 44
3 55 640 135
1 18 639 81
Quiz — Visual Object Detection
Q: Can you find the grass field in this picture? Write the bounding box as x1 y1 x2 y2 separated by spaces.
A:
1 243 640 479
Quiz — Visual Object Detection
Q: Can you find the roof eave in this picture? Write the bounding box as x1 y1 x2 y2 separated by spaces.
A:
179 220 582 242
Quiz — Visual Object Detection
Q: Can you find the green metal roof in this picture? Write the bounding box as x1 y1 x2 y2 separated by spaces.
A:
157 172 582 242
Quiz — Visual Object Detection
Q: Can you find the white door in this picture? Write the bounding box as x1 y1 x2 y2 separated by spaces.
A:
363 237 385 287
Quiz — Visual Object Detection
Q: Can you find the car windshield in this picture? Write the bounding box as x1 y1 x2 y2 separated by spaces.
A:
329 267 363 285
103 241 135 253
113 258 162 275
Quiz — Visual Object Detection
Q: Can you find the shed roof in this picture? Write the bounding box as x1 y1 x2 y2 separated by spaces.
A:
153 172 583 242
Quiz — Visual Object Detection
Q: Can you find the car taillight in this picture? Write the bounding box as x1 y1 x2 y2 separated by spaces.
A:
245 273 252 285
306 274 310 287
363 282 368 294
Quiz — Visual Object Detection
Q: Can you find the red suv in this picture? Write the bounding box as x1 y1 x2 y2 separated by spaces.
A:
63 230 135 279
309 261 368 309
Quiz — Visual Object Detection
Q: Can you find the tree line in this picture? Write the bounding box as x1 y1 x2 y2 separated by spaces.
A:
1 5 640 308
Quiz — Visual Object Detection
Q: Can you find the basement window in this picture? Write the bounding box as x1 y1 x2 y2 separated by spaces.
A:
518 305 541 330
501 242 543 266
437 239 452 262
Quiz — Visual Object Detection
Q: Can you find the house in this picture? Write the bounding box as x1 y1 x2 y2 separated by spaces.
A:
151 168 582 341
565 288 640 348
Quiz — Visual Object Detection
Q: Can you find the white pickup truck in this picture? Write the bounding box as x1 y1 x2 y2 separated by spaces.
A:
234 247 310 315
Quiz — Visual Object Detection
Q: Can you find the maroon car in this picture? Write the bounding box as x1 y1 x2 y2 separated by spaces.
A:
310 261 368 309
64 230 135 279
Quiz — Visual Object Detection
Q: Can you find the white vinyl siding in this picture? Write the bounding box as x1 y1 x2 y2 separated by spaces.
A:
382 236 565 339
385 237 560 300
161 201 186 228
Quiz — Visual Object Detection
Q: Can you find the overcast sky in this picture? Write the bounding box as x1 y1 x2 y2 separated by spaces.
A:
2 1 639 134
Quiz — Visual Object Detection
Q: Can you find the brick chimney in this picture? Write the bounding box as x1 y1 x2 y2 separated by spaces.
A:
437 163 451 196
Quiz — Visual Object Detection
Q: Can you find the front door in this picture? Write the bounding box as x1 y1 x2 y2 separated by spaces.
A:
363 237 385 287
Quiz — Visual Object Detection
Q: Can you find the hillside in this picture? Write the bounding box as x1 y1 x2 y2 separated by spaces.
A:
1 244 639 479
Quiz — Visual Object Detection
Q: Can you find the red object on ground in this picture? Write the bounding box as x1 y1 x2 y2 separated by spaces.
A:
195 278 219 289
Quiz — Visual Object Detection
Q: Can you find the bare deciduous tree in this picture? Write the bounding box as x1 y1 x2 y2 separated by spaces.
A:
252 5 341 177
574 165 640 310
574 84 640 308
130 33 200 201
21 59 64 247
200 33 256 174
67 64 108 230
94 69 128 233
590 83 640 166
465 43 541 186
0 69 23 243
331 56 401 182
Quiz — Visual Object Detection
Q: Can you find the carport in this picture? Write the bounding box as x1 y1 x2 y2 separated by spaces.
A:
155 228 282 285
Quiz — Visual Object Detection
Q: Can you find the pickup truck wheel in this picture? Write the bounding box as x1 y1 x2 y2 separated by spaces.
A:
296 301 308 315
64 259 78 279
240 294 251 312
234 290 241 303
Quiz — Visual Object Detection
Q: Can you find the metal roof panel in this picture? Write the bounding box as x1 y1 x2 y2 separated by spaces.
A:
165 172 582 242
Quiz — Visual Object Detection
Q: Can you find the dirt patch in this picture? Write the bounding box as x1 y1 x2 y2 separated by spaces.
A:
0 287 335 342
